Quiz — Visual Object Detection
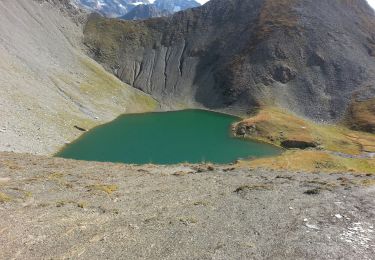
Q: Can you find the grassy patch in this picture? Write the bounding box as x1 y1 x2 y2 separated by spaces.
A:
344 98 375 134
79 56 158 113
2 160 22 170
240 150 375 174
234 107 375 155
77 202 87 208
179 216 198 225
48 172 65 180
234 107 375 173
361 179 375 186
87 184 118 194
0 192 12 203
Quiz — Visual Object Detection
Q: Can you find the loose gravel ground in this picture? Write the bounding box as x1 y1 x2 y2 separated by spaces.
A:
0 152 374 259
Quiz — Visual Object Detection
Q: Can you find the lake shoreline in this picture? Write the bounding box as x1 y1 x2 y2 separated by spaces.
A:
57 109 281 165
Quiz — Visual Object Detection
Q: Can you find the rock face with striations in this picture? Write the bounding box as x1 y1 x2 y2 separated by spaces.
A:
84 0 375 125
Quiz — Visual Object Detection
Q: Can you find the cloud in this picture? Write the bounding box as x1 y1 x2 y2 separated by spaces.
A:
196 0 209 4
368 0 375 9
197 0 375 10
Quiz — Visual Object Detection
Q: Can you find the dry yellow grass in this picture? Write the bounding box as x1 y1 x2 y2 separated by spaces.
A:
345 98 375 135
238 150 375 174
235 107 375 174
235 107 375 155
0 192 12 203
87 184 119 194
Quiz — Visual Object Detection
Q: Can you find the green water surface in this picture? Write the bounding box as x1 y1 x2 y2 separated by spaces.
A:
56 110 280 164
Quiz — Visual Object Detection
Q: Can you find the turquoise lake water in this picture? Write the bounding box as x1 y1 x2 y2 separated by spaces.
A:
56 110 280 164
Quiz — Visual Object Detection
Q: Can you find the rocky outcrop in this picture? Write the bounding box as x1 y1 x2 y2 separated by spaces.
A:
280 140 317 150
84 0 375 122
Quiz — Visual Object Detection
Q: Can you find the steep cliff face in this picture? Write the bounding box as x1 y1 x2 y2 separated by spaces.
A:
121 4 172 20
84 0 375 122
0 0 157 154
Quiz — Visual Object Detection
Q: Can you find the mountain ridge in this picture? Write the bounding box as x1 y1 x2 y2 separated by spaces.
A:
84 0 375 126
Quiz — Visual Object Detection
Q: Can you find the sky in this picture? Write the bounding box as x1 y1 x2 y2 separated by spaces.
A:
196 0 209 4
197 0 375 9
368 0 375 9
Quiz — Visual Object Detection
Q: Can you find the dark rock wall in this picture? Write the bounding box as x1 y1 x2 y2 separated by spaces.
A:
84 0 375 121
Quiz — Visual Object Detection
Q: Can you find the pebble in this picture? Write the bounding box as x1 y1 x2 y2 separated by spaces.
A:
289 207 294 210
0 177 10 183
305 223 320 230
335 214 343 219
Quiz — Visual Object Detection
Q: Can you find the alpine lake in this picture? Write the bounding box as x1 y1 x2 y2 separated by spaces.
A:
56 110 281 164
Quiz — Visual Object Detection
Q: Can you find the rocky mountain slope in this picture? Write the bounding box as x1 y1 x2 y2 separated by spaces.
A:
121 4 172 20
84 0 375 126
0 0 157 155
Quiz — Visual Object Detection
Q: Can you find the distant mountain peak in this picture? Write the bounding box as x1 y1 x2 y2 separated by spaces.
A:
76 0 200 18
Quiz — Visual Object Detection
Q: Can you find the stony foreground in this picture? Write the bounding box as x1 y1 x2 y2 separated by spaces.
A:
0 152 374 259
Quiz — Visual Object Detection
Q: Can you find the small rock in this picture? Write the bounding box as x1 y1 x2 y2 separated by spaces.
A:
335 214 343 219
289 207 294 210
305 223 319 230
303 218 308 222
0 177 10 183
74 125 87 132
